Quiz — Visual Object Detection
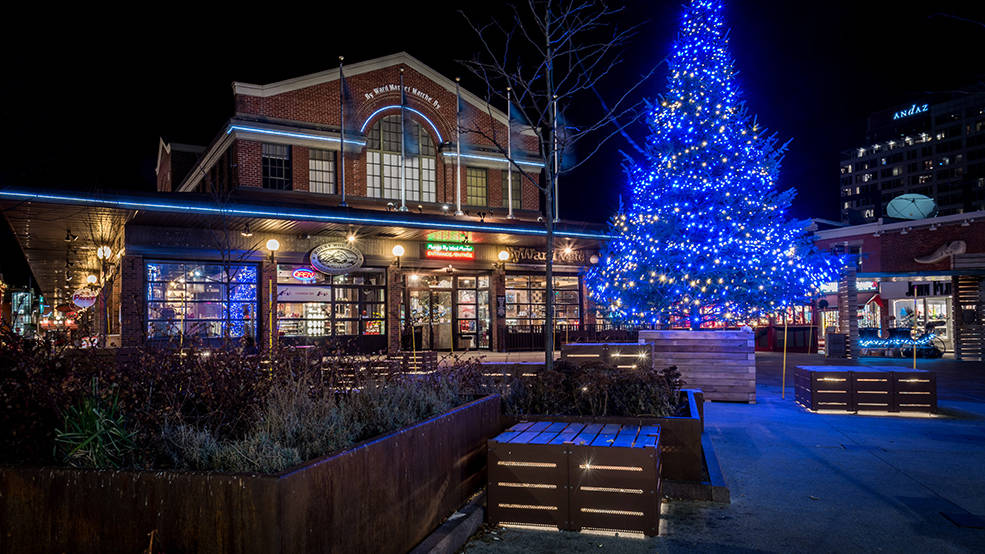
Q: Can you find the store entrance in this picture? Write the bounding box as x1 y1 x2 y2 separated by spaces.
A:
406 272 491 351
409 288 453 350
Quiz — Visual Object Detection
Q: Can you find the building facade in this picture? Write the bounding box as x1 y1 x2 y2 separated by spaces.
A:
1 53 613 354
813 210 985 360
840 92 985 223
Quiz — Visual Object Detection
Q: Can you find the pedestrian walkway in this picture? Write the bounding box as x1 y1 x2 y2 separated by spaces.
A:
463 353 985 553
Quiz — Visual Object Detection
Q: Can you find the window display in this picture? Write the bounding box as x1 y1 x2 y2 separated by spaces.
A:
146 261 258 339
276 265 385 337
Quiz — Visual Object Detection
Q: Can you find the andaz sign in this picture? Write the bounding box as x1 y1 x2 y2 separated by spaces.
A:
892 103 929 120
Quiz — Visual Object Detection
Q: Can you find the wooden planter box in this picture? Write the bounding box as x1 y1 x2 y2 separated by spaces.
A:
0 395 501 554
560 342 655 371
794 366 937 414
488 421 662 537
504 390 704 482
638 330 755 402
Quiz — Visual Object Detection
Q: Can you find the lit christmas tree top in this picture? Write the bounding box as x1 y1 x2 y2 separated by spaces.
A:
586 0 839 328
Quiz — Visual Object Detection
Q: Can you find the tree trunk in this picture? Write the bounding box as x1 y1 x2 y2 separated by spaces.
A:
545 177 555 371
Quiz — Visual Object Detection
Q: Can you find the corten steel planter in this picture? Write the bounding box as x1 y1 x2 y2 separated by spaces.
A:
505 389 704 482
0 395 501 554
638 329 756 402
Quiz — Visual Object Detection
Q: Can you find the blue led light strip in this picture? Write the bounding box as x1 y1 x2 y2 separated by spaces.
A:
441 152 545 169
0 190 613 240
227 125 366 147
359 105 444 142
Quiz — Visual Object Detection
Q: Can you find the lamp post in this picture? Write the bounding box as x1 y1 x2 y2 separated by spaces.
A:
266 239 280 350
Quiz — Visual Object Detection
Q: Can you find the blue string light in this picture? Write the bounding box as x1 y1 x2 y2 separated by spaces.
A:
586 0 840 328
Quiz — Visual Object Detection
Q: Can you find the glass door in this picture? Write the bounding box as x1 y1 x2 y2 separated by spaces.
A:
455 275 491 350
408 282 453 350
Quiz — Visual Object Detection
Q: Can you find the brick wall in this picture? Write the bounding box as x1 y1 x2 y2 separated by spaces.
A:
292 145 309 192
120 255 145 347
233 61 542 211
259 261 277 350
816 219 985 274
237 140 262 188
386 266 402 353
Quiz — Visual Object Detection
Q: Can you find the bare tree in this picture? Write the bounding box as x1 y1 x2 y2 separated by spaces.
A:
461 0 659 369
200 170 263 347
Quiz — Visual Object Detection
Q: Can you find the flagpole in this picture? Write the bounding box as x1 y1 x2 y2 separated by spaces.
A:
399 68 408 211
338 56 347 207
506 86 514 219
552 94 559 222
453 79 465 215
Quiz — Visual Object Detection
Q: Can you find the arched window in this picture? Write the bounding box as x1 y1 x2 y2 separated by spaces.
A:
365 115 436 202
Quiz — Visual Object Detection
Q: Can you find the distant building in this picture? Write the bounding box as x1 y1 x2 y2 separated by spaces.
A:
839 92 985 224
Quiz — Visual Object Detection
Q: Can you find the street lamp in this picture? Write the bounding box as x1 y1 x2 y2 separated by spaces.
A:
266 239 280 263
392 244 405 267
86 274 98 285
96 245 112 260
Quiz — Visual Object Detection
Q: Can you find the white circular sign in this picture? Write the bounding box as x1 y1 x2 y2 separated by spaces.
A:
309 243 364 275
72 288 98 308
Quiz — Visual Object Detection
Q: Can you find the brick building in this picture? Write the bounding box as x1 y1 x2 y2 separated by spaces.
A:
813 210 985 360
1 52 613 353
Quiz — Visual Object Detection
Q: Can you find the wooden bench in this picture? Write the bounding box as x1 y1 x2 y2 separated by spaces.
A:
488 421 662 537
794 365 937 414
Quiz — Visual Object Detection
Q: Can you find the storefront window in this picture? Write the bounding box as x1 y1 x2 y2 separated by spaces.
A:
146 261 258 339
276 265 385 337
892 298 948 339
505 274 581 327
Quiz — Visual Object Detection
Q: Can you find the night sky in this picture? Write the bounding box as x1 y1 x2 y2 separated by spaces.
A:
2 1 985 287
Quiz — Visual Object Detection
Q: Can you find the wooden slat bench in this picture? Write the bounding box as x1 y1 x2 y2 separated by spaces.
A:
794 366 937 414
488 421 662 537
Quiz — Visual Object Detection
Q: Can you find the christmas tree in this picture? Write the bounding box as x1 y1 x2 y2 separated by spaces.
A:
586 0 838 329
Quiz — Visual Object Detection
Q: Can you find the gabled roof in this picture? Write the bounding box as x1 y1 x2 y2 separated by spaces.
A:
232 51 511 126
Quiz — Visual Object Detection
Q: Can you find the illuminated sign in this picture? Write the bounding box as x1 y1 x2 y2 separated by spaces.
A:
292 268 318 282
892 103 928 120
72 288 98 308
309 243 364 275
425 242 475 260
820 280 878 294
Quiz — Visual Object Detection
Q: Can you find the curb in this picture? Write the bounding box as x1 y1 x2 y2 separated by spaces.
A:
410 491 486 554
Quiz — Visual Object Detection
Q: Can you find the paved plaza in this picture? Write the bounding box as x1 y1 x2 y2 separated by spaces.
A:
463 353 985 553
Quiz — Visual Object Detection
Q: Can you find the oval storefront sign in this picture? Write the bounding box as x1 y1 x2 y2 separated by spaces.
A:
72 288 98 308
309 243 364 275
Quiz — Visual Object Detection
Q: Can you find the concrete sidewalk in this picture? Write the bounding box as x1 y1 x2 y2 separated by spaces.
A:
462 354 985 553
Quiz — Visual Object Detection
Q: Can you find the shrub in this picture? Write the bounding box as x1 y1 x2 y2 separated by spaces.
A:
54 378 136 469
499 360 683 418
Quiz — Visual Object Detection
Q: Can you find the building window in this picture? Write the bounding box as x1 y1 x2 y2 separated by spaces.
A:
365 115 436 202
275 266 385 337
262 143 292 190
309 149 336 194
466 167 487 206
502 170 522 209
146 262 258 339
505 274 581 328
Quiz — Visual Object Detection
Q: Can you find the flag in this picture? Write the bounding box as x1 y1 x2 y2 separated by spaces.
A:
401 79 419 157
340 69 359 153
